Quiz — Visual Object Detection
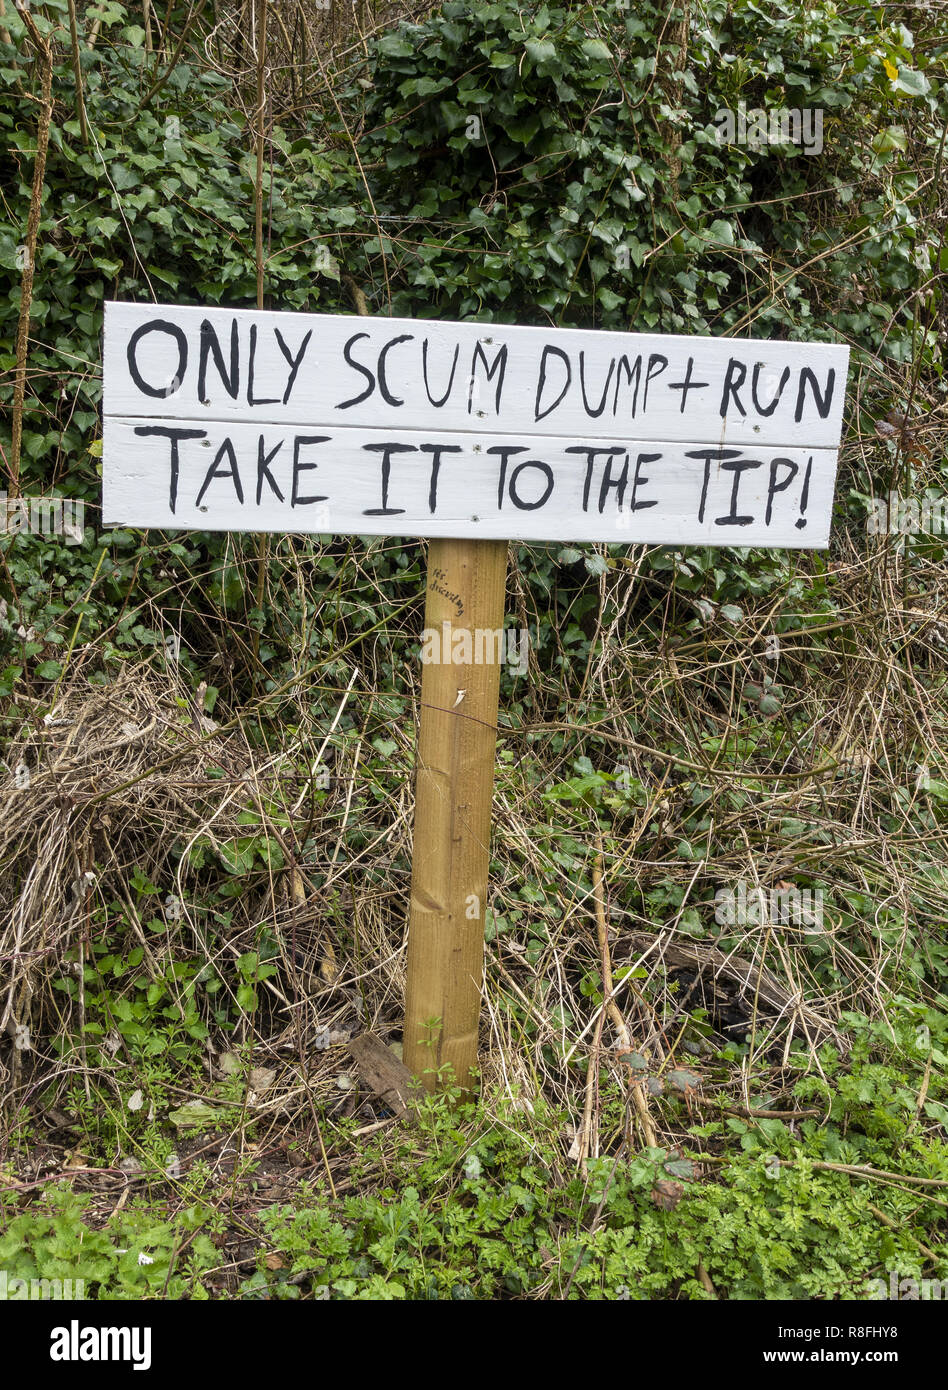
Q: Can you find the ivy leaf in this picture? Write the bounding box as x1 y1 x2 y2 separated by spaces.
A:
507 112 542 144
524 38 556 66
707 218 735 246
580 39 611 63
872 127 907 154
893 68 930 97
90 216 120 239
667 1069 701 1094
377 33 414 57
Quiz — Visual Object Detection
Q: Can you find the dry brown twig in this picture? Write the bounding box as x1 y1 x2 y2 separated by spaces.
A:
9 1 53 496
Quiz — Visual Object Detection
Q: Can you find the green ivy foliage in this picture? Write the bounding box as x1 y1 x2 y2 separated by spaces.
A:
358 0 942 369
351 0 944 613
0 0 362 496
1 0 944 687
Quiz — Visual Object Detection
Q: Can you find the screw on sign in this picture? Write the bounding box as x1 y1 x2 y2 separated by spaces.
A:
102 302 849 1094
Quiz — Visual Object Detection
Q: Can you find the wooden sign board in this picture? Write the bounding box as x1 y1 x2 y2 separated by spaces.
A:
101 301 850 1098
103 303 849 546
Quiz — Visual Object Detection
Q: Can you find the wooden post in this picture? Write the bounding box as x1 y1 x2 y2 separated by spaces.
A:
403 538 508 1094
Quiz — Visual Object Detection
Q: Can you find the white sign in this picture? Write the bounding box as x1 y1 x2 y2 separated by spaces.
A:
102 302 849 546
